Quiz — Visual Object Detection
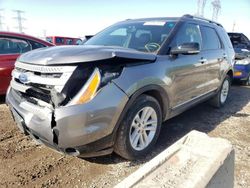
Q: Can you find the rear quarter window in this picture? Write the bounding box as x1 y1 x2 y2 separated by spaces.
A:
218 27 233 49
200 26 221 50
29 40 46 49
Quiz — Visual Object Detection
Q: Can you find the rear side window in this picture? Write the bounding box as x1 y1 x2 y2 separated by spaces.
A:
55 37 64 44
0 37 32 54
218 28 233 49
201 26 221 50
66 39 73 45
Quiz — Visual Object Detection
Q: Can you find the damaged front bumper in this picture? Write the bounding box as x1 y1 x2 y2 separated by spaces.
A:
6 82 128 157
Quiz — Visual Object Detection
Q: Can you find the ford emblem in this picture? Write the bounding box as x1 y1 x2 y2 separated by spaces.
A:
19 73 28 84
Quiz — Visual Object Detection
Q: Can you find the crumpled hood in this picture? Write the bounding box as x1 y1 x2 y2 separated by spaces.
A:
18 45 157 65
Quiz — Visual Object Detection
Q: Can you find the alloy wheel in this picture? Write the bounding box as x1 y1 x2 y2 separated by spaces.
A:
220 79 229 104
129 106 158 151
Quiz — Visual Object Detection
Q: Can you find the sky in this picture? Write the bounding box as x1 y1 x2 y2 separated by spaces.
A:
0 0 249 39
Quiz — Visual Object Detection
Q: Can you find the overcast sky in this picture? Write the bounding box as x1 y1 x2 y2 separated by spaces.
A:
0 0 250 38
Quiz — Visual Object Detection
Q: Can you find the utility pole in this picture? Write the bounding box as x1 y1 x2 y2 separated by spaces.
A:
196 0 207 17
232 21 236 32
0 9 4 31
43 29 47 40
211 0 221 21
13 9 26 33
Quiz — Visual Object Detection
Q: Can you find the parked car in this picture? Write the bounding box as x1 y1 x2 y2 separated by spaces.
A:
46 36 82 45
6 15 234 160
0 32 54 95
228 32 250 85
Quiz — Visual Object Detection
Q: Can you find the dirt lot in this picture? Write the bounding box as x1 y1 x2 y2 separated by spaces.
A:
0 85 249 188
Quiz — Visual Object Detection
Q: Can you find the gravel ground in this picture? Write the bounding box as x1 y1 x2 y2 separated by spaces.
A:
0 85 249 188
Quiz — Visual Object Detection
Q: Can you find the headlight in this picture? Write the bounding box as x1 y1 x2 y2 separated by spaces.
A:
233 71 242 76
68 68 101 106
235 59 250 65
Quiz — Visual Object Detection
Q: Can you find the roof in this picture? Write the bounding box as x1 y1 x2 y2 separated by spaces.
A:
0 31 54 46
120 14 223 27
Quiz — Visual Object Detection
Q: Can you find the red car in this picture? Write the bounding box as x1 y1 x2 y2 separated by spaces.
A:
0 32 54 95
46 36 82 45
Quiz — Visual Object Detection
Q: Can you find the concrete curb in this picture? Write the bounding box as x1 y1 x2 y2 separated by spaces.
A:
115 130 234 188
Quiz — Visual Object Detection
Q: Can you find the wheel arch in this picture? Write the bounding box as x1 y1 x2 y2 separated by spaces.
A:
112 85 169 143
227 69 233 83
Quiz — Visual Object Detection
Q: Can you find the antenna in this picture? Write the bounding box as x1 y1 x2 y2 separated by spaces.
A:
211 0 221 21
0 9 4 31
13 9 26 33
196 0 207 17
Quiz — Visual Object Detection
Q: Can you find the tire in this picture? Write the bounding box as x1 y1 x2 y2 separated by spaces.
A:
114 95 162 160
243 74 250 86
210 75 231 108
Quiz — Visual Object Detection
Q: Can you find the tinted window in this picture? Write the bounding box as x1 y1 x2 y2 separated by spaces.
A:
76 39 82 45
55 37 64 44
66 39 73 45
0 37 32 54
201 26 221 50
29 40 46 49
172 23 202 49
46 37 52 43
218 28 233 49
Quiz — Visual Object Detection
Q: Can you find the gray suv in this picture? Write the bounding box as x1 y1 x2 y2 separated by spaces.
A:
6 15 234 160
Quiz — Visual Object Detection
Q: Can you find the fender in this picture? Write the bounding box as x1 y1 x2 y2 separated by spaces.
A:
111 84 170 143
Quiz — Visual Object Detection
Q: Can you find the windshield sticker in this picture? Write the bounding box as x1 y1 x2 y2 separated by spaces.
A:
167 23 175 28
143 21 166 26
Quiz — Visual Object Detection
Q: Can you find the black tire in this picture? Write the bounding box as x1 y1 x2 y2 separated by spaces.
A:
114 95 162 160
210 75 231 108
243 74 250 86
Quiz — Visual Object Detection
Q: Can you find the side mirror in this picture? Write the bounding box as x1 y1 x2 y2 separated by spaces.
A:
170 42 200 55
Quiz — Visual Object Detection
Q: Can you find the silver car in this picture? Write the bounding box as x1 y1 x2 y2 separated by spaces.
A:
6 15 234 160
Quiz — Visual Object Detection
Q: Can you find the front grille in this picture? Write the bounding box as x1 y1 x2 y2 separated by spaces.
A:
11 61 77 107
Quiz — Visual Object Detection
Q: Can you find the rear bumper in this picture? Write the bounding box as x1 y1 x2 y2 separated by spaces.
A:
6 82 128 157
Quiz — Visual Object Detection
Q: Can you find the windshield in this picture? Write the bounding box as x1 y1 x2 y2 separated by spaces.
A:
85 20 176 53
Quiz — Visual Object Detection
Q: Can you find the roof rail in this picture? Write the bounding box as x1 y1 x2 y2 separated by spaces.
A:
182 14 223 27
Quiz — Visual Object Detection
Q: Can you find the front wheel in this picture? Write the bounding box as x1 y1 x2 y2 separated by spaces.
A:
243 74 250 86
210 75 231 108
114 95 162 160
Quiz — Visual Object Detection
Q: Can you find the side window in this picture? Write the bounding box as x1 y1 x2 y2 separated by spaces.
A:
76 39 82 45
200 26 221 50
66 39 73 45
173 23 202 49
0 37 32 54
29 40 46 49
55 37 64 44
46 37 52 43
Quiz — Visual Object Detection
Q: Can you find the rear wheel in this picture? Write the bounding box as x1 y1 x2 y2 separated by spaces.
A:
243 74 250 86
210 75 231 108
114 95 162 160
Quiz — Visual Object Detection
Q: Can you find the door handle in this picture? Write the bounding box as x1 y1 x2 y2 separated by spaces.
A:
218 54 227 61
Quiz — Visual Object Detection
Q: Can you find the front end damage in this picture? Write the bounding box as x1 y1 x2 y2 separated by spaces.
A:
6 45 156 157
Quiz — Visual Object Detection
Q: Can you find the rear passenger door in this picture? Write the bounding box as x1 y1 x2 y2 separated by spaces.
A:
200 25 224 91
